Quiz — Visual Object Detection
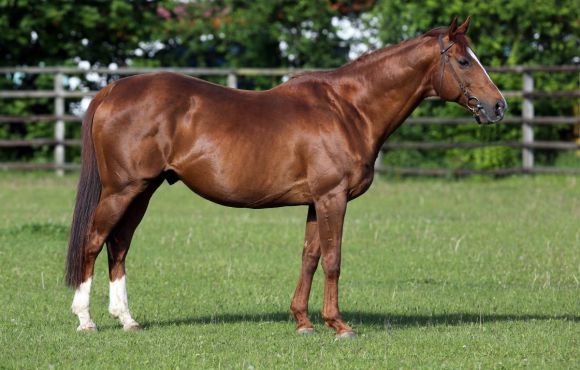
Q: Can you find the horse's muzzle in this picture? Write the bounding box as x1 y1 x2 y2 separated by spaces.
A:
475 99 507 124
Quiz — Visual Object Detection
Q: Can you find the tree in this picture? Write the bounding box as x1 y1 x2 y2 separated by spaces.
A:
149 0 356 90
0 0 161 67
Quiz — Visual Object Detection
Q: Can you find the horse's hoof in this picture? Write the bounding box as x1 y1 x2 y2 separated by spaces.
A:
335 331 356 339
297 327 315 335
76 322 97 332
123 323 142 332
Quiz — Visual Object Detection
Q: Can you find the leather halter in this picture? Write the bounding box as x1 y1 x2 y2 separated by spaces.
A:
437 33 483 117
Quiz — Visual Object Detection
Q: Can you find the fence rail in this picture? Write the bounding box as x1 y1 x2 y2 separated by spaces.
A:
1 65 579 175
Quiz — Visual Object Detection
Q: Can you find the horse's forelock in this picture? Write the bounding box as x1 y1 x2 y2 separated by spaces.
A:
424 27 471 52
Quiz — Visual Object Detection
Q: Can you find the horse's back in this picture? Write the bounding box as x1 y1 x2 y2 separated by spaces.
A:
94 71 318 136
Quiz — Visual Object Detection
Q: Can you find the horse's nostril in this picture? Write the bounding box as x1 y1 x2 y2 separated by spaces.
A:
495 100 506 117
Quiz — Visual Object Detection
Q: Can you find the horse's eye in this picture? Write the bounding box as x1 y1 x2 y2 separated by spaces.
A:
458 58 470 68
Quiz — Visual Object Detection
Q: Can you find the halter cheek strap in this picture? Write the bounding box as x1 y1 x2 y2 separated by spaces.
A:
437 34 483 117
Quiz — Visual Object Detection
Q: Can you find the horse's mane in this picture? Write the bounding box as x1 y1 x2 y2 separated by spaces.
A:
288 26 471 81
288 69 328 81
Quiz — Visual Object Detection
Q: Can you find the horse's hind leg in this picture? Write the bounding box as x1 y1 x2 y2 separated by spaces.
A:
106 178 162 331
290 205 321 334
71 182 147 331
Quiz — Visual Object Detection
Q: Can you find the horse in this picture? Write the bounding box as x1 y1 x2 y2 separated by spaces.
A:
65 17 506 337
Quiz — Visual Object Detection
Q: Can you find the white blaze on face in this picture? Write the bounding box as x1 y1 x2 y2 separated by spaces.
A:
71 277 96 330
109 275 139 330
467 48 494 81
467 47 506 103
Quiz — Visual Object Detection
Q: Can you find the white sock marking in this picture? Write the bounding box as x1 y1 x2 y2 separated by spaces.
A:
109 275 139 329
71 277 96 330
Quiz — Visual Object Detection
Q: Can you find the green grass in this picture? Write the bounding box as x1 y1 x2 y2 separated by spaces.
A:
0 173 578 369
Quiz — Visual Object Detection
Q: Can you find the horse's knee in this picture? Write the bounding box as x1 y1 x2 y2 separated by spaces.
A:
321 256 340 279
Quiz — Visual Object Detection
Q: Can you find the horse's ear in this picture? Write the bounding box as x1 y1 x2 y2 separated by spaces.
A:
448 16 459 35
456 16 471 34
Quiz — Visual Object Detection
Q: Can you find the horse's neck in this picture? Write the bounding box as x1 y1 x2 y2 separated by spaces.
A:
334 37 436 156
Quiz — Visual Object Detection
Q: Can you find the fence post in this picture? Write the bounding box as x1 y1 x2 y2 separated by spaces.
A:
54 72 65 176
227 71 238 89
522 72 534 171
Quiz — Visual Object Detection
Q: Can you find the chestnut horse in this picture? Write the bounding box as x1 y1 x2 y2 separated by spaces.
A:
66 17 506 337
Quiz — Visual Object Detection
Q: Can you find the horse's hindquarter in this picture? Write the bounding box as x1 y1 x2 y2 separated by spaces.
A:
92 73 189 187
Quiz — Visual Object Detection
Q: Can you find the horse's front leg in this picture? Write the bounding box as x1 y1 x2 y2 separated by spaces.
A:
290 205 321 334
315 190 354 337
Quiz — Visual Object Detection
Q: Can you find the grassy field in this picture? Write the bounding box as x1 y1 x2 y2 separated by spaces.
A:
0 173 578 369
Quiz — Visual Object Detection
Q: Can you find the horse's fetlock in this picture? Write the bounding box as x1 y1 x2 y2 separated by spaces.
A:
108 306 123 318
290 304 305 318
71 302 88 315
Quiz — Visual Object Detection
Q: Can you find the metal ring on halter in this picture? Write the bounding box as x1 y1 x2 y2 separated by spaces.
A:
467 96 482 114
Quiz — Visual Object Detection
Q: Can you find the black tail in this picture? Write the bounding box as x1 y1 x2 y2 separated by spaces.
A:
65 84 114 288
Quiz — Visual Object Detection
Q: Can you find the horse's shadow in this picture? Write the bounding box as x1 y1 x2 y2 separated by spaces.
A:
141 311 578 330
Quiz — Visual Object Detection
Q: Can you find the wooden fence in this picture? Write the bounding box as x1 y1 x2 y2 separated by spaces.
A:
0 65 579 176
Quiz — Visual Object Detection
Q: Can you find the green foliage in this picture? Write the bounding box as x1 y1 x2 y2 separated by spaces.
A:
153 0 347 87
366 0 579 65
0 0 160 66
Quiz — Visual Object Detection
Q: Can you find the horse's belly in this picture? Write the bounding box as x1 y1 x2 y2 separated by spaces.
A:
182 178 311 208
175 161 311 208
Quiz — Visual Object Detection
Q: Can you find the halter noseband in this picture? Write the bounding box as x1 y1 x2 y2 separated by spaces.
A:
437 34 483 118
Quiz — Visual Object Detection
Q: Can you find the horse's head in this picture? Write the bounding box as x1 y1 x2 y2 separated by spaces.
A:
431 17 507 124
